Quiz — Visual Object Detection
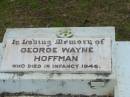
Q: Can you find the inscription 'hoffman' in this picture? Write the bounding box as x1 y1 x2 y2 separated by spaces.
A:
1 38 112 73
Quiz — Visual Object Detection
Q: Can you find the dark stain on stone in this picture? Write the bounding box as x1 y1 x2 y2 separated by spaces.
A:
60 81 66 87
16 72 25 76
56 73 62 76
0 92 114 97
2 80 5 83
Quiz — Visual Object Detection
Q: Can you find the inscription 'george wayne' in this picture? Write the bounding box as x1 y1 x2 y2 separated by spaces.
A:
20 47 93 53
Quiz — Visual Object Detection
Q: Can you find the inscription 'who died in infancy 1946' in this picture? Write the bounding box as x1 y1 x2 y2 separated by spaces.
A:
0 38 112 73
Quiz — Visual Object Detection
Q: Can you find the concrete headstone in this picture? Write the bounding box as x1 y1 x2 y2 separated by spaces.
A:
0 38 112 73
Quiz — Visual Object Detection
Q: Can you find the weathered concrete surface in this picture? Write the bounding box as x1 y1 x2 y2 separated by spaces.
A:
114 42 130 97
0 73 115 96
0 27 116 96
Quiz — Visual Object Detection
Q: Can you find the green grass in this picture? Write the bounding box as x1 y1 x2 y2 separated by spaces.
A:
0 0 130 41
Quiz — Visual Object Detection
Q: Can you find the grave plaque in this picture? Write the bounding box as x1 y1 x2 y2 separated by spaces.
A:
0 38 112 73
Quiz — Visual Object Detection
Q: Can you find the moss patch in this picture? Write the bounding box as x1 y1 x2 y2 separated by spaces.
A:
0 0 130 41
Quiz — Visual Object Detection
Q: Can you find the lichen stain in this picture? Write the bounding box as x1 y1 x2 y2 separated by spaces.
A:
60 81 66 87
